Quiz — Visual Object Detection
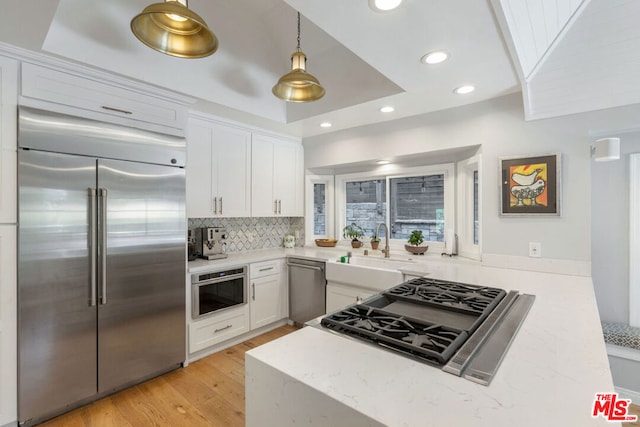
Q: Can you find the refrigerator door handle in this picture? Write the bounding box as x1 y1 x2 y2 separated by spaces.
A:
99 188 108 305
88 188 98 307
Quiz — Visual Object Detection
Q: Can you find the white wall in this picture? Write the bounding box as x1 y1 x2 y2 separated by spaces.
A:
591 133 640 324
304 92 640 321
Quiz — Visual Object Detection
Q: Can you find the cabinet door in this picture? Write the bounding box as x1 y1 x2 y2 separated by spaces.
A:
0 56 18 224
273 142 301 216
326 283 376 313
250 274 283 329
186 121 214 217
214 124 251 217
251 134 276 217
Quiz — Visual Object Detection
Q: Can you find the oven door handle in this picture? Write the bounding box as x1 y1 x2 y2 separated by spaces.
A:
192 273 246 286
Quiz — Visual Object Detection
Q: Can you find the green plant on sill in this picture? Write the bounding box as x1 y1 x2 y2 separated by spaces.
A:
370 234 381 243
342 223 365 242
407 229 424 246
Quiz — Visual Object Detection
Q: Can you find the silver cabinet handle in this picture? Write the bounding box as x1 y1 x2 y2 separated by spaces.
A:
99 188 108 305
101 105 132 115
214 324 232 333
213 197 218 214
274 199 278 214
219 197 222 215
88 188 97 307
252 283 256 301
278 199 282 214
259 266 274 272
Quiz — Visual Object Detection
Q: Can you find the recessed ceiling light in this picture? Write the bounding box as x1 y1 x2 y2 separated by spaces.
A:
377 160 390 165
380 106 395 113
320 122 332 128
421 51 448 65
369 0 402 12
453 85 475 95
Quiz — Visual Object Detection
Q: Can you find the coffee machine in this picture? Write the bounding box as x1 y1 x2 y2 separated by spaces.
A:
196 227 228 260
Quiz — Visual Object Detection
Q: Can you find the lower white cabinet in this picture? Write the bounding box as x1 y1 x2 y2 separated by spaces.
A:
326 282 376 314
188 304 250 353
249 259 286 330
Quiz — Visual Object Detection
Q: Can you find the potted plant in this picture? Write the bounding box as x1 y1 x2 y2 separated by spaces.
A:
370 235 381 250
343 223 365 248
405 229 428 255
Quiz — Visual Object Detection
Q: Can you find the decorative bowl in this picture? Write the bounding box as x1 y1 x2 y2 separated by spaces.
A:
315 239 337 247
405 244 428 255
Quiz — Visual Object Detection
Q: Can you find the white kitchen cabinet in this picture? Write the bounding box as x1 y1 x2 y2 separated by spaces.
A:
20 62 188 136
0 55 18 224
0 225 17 425
249 259 286 329
186 118 252 217
251 133 303 217
326 282 377 314
188 304 250 353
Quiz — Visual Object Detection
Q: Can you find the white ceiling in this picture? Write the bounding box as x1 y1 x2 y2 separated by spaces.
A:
0 0 637 138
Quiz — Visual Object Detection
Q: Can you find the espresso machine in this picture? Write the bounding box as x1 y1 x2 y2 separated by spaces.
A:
196 227 228 260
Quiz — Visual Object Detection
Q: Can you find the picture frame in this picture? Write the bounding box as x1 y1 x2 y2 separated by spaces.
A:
499 153 561 216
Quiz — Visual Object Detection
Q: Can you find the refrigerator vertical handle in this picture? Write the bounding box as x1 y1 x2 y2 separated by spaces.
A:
88 188 97 307
99 188 108 305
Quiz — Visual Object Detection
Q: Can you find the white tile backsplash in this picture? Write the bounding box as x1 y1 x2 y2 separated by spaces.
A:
188 217 305 253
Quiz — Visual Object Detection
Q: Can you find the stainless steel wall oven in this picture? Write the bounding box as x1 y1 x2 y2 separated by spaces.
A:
192 266 247 318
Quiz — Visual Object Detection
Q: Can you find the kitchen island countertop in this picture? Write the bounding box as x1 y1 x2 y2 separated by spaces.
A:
245 262 617 427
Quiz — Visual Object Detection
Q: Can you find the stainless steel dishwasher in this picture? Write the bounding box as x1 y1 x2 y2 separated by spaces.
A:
287 258 326 325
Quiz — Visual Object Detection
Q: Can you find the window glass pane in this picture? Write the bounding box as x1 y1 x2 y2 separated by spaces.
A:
345 179 386 237
473 170 479 245
313 183 326 235
390 175 444 242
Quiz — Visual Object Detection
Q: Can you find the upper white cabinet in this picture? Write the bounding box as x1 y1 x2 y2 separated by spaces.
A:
252 134 303 217
20 63 188 136
187 118 252 218
0 55 18 224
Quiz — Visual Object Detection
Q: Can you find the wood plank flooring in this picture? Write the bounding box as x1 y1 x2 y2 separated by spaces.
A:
36 324 640 426
38 325 298 427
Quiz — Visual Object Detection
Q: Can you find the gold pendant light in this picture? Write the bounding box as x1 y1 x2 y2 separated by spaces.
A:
272 12 325 102
131 0 218 58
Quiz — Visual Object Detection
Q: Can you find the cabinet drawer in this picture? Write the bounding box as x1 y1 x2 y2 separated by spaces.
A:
250 259 283 279
189 306 249 353
21 63 187 133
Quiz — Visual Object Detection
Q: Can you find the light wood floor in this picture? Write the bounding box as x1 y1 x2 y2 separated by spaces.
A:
38 325 298 427
37 325 640 426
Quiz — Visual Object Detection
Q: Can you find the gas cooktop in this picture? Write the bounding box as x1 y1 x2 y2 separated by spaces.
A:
319 277 535 385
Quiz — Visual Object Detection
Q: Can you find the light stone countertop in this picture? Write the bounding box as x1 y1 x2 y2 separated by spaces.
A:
244 260 617 427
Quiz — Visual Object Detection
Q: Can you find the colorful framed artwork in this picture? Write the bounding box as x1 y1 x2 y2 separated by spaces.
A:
499 153 561 216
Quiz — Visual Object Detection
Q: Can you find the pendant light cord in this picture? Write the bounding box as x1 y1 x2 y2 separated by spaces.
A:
296 12 301 52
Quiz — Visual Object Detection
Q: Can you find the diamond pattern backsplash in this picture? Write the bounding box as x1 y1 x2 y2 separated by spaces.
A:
188 217 305 253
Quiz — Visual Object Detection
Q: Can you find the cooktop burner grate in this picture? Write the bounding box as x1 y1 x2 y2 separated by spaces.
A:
320 278 508 366
321 305 469 365
384 278 505 316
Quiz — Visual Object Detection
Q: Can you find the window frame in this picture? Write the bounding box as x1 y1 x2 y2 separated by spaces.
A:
305 174 335 244
456 155 481 260
335 164 454 251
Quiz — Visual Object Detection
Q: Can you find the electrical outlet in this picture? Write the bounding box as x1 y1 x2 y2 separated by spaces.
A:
529 242 541 258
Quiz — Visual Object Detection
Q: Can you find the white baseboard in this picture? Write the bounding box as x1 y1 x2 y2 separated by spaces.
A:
482 253 591 277
616 386 640 406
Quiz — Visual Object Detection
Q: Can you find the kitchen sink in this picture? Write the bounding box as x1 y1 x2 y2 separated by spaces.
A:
326 255 415 292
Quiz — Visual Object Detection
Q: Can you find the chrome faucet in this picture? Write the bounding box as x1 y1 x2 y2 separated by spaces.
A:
375 223 390 258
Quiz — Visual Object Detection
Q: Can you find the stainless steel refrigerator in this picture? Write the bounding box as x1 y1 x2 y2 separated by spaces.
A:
17 107 187 425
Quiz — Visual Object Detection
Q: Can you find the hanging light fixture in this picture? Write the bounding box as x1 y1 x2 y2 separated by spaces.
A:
131 0 218 58
272 12 325 102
